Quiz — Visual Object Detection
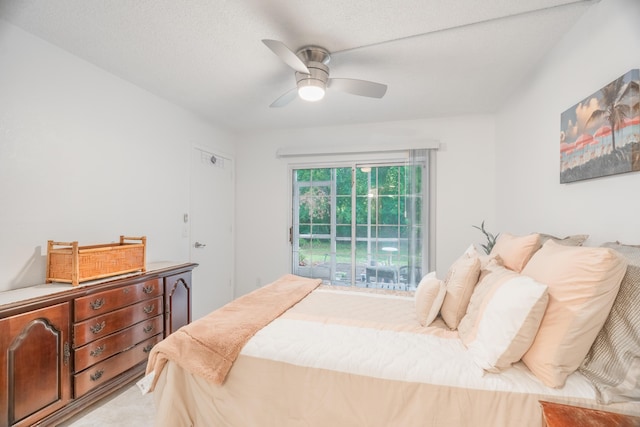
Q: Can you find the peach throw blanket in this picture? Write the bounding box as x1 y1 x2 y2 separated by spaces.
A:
146 274 321 389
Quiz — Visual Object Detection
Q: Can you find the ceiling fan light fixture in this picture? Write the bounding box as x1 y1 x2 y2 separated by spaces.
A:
297 79 326 102
264 41 387 108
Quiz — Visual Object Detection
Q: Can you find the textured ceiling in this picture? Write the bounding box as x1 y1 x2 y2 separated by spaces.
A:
0 0 598 132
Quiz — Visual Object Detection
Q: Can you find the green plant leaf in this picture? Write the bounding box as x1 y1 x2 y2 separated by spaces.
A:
473 221 498 255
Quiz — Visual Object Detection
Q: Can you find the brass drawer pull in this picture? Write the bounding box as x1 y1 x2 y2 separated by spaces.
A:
143 344 154 354
90 298 105 310
90 345 105 357
143 304 155 314
90 369 104 382
90 321 106 334
143 324 154 333
142 285 154 294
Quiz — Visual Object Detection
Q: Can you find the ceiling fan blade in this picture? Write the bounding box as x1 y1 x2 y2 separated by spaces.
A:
269 87 298 108
262 39 310 74
328 78 387 98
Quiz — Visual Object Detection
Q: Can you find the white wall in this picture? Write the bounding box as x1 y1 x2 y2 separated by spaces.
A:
495 0 640 244
0 20 236 291
235 116 496 296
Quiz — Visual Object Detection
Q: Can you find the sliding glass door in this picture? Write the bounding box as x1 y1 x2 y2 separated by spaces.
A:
292 153 427 290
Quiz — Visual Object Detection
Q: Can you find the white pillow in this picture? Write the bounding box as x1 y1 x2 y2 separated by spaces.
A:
415 276 446 326
466 273 549 372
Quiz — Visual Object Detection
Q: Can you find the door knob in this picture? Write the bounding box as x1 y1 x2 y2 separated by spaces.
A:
194 242 207 248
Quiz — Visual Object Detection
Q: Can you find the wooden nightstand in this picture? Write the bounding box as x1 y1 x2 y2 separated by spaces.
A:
540 401 640 427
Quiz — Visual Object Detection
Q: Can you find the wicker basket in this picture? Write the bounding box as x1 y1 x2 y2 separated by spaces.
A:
46 236 146 286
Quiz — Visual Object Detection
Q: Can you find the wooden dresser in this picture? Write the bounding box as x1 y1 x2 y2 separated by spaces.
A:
0 262 196 427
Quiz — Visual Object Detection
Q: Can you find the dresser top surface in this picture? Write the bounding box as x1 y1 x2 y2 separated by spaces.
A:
0 261 190 308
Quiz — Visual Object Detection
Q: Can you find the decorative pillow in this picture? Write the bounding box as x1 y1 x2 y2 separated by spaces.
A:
521 240 627 388
489 233 541 273
465 271 549 373
440 246 481 330
415 276 446 326
579 242 640 403
458 260 516 345
538 233 589 247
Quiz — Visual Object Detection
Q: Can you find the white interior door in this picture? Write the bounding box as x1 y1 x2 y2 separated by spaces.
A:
190 147 234 320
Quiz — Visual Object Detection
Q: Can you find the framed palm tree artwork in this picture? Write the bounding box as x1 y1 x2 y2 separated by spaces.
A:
560 69 639 183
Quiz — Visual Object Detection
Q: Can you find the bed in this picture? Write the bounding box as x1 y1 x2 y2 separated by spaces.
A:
144 237 640 427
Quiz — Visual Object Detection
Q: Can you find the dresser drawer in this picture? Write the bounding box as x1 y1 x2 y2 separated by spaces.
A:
74 279 163 322
74 334 162 398
74 315 163 371
73 296 162 347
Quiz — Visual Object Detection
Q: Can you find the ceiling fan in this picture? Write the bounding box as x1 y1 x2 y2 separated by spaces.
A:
262 39 388 108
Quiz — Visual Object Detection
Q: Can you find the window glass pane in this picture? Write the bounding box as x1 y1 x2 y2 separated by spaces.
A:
378 196 399 225
336 225 351 239
312 196 330 224
336 168 352 196
378 225 399 239
299 224 310 235
355 168 370 196
312 224 330 235
296 169 311 182
311 168 331 181
336 196 351 224
355 225 369 239
299 205 310 224
334 239 351 285
378 166 400 195
299 186 312 195
355 195 369 223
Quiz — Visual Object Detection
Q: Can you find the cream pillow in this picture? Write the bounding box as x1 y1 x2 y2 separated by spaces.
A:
465 270 549 373
440 246 481 329
415 276 446 326
521 240 627 388
489 232 541 273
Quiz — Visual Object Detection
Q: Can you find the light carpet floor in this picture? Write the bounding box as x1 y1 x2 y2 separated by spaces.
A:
59 382 155 427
